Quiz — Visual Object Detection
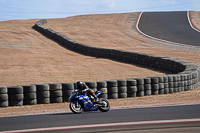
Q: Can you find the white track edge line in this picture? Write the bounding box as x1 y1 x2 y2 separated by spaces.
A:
187 11 200 33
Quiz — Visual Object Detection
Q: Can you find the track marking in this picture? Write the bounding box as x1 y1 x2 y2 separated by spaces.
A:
3 118 200 133
135 11 200 47
187 11 200 33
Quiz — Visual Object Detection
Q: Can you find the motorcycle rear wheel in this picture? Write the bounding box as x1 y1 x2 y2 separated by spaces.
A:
69 102 82 114
98 98 110 112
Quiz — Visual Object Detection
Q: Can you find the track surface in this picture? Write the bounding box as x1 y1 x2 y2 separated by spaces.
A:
1 104 200 132
138 11 200 46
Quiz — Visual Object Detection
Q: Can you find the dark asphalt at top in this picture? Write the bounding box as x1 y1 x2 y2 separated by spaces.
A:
0 104 200 132
138 11 200 46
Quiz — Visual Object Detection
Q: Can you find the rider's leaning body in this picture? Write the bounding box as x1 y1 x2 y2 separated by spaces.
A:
75 81 99 103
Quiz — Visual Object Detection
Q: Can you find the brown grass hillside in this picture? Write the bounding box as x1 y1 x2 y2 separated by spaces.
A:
0 12 199 86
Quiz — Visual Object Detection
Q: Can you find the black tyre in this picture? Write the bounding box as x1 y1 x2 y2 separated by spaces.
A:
62 82 74 90
24 92 36 99
0 86 7 94
144 78 151 84
69 102 82 114
99 93 108 99
118 93 127 98
97 81 107 88
0 94 8 101
49 83 62 90
98 98 110 112
37 91 50 98
50 97 62 103
85 81 97 89
108 93 118 99
134 78 144 85
35 84 49 92
150 77 159 84
108 87 118 93
8 94 24 101
50 90 62 97
127 79 137 86
37 98 50 104
23 85 36 93
23 99 37 105
9 100 23 106
8 86 23 94
0 100 8 107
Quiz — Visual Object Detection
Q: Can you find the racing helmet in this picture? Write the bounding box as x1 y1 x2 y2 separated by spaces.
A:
75 81 85 90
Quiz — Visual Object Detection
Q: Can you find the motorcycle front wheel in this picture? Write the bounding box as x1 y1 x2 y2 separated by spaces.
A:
98 98 110 112
69 102 83 114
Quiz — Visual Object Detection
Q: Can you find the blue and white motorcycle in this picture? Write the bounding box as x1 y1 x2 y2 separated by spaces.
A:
69 90 110 114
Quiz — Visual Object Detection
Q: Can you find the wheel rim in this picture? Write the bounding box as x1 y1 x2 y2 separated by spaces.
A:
101 100 109 109
71 103 82 112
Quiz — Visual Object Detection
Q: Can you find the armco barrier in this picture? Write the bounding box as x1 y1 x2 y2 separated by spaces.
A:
0 19 199 107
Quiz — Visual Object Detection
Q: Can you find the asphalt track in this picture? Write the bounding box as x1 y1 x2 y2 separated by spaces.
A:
137 11 200 46
0 104 200 132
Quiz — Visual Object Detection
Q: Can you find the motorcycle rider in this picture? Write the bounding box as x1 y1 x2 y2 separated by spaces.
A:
75 81 99 103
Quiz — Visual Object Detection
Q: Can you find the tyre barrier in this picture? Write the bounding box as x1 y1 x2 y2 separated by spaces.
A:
144 78 151 96
107 80 118 99
35 84 50 104
149 77 159 95
97 81 107 99
49 83 62 103
157 76 165 94
117 79 127 98
0 86 8 107
62 82 74 102
0 19 199 107
126 78 137 97
134 78 144 97
163 76 169 94
23 85 37 105
8 86 23 106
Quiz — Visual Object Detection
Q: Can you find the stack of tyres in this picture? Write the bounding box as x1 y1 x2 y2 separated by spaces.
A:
181 74 188 91
0 86 8 107
62 82 74 102
107 80 118 99
192 71 199 89
163 76 169 94
150 77 159 95
127 79 137 97
49 83 62 103
35 84 50 104
157 76 164 94
97 81 107 99
173 75 179 93
117 79 127 98
177 75 182 92
144 78 151 96
134 78 144 97
168 75 174 93
8 86 23 106
187 74 192 91
23 85 37 105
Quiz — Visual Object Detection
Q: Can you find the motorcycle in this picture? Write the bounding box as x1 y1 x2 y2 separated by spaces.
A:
69 90 110 114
